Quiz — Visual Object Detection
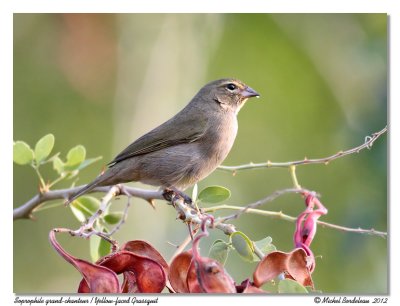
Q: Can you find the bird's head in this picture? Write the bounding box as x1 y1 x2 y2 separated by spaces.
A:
198 78 260 114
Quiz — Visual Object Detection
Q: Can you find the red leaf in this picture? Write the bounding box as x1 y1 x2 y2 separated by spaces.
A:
253 249 314 288
122 240 173 292
242 285 268 293
97 251 166 293
253 251 288 288
286 248 313 287
49 230 120 293
122 240 169 273
121 271 138 293
169 251 192 293
186 261 202 293
187 258 236 293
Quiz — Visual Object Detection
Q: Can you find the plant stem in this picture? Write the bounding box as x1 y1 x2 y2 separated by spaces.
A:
289 165 301 189
33 166 46 189
206 205 386 238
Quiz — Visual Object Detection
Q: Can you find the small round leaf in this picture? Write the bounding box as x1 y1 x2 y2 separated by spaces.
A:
104 212 123 225
34 134 55 164
65 145 86 171
208 239 231 265
198 186 231 203
90 228 111 262
253 236 276 261
230 231 254 262
278 279 308 294
13 141 34 165
70 196 100 222
52 156 65 175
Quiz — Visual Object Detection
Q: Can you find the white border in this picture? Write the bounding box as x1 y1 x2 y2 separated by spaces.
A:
3 0 394 13
3 1 399 305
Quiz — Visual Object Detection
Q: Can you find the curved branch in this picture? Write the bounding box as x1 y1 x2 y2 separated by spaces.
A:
217 188 312 222
218 126 387 172
206 205 387 238
13 185 163 221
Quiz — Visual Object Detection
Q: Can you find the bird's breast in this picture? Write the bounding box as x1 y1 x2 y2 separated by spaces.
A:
200 114 238 164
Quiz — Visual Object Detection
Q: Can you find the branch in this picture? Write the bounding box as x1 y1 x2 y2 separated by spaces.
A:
163 190 236 235
14 183 386 238
206 205 386 238
218 188 313 222
218 126 387 172
13 184 163 221
43 186 235 248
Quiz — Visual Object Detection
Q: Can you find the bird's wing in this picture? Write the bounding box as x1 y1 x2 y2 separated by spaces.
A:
107 112 208 166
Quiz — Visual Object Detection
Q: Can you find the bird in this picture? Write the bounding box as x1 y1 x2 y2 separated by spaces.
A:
66 78 260 205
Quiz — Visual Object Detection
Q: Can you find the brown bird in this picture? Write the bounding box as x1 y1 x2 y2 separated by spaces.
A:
67 78 260 204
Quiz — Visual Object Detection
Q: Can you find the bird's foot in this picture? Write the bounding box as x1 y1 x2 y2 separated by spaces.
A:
162 188 193 206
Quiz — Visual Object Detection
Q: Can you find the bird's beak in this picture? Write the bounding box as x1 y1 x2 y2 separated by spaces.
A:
241 86 260 98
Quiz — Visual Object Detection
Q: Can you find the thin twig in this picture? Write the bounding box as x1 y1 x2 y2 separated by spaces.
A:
218 188 311 222
218 126 387 172
206 205 386 238
289 165 301 189
70 185 121 237
107 194 132 236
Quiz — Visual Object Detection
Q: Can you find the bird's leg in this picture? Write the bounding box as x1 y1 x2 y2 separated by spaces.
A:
162 187 193 206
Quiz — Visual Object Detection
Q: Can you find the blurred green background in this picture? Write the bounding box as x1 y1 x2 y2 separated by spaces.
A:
13 14 387 293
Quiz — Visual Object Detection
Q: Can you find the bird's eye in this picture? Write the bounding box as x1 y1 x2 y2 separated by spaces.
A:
226 83 237 91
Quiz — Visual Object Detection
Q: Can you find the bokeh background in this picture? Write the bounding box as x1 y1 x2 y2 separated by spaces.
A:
13 13 387 293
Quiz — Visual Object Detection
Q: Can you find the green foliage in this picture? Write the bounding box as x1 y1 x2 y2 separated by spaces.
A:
13 134 102 190
90 227 111 262
208 235 276 266
52 157 64 175
70 196 100 223
34 134 55 164
278 279 308 294
230 231 254 262
13 141 34 165
198 185 231 203
13 133 130 264
76 157 103 171
253 236 276 261
208 239 231 265
103 212 123 225
65 145 86 171
70 196 124 260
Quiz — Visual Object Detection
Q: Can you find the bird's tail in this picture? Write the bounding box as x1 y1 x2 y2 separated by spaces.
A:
65 180 101 206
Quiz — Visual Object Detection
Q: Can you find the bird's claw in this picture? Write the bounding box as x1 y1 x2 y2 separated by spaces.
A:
162 188 193 206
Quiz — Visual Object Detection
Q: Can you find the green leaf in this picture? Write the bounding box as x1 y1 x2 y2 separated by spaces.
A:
305 286 322 294
208 239 231 265
64 145 86 171
230 231 254 262
260 280 278 293
70 196 100 223
76 156 102 171
198 186 231 203
90 227 111 262
52 156 65 175
252 236 277 261
103 212 123 225
34 134 55 164
278 279 308 294
65 170 79 180
13 141 34 165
